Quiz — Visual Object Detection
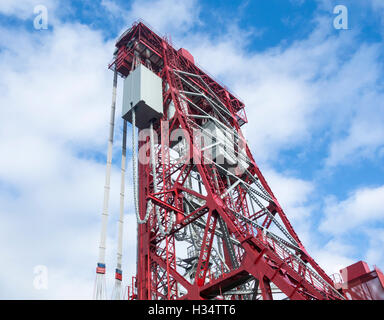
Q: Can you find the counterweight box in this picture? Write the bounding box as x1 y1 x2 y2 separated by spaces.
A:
122 64 163 129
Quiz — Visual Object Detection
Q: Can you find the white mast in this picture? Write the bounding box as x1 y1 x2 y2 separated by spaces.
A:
94 67 118 300
112 120 127 300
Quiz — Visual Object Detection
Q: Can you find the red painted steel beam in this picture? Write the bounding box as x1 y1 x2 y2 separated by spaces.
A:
115 22 344 301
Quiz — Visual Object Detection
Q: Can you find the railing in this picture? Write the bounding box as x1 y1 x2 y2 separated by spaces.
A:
331 272 343 284
261 233 345 300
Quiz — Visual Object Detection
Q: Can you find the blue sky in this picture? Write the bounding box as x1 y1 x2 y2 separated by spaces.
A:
0 0 384 299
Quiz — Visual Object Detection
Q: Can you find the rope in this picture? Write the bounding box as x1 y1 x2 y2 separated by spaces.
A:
131 107 174 234
132 105 150 224
129 61 174 234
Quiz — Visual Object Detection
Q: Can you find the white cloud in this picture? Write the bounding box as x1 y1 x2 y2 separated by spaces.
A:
320 185 384 235
129 0 200 34
313 242 356 275
263 169 314 221
103 0 200 36
365 229 384 269
101 0 122 18
323 44 384 166
312 226 384 277
0 0 57 20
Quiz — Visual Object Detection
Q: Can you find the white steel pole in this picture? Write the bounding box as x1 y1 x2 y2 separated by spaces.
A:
112 119 127 300
117 119 127 269
98 67 118 263
94 67 118 300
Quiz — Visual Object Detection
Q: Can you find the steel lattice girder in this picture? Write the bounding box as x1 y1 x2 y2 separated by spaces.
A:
113 22 345 300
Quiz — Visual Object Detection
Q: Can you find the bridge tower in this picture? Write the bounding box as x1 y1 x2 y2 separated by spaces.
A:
106 22 345 300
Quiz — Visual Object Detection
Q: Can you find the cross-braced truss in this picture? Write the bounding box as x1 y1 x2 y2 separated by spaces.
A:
112 21 345 300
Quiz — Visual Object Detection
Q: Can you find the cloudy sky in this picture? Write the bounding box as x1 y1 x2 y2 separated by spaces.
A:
0 0 383 299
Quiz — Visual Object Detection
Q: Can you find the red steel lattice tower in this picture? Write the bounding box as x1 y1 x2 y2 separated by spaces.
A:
110 22 346 300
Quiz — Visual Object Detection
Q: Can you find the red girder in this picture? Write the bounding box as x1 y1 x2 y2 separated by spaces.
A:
195 210 218 287
116 22 344 300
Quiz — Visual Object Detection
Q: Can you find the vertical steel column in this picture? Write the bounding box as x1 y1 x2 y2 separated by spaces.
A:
94 67 118 300
112 120 127 300
137 136 151 300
